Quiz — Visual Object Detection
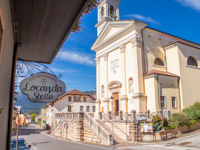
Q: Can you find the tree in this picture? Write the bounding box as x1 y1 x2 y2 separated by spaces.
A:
31 113 37 122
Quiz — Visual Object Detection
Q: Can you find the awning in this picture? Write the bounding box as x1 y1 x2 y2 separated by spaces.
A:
12 0 90 63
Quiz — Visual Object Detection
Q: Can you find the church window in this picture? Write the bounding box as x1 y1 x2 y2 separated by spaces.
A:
187 56 198 67
154 58 164 66
110 5 114 15
100 7 104 18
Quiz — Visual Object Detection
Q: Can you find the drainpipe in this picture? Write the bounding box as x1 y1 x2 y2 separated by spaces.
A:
7 43 19 150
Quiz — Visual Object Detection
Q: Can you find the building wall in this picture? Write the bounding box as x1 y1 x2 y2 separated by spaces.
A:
0 0 14 149
54 95 95 113
166 44 200 109
178 45 200 109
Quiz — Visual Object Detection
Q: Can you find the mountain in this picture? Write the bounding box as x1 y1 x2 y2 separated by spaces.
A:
15 93 45 114
84 91 96 95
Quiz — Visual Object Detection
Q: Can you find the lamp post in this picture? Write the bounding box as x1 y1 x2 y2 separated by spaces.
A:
110 96 114 145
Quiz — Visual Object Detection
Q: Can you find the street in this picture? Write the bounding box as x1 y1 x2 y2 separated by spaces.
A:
12 124 200 150
12 124 112 150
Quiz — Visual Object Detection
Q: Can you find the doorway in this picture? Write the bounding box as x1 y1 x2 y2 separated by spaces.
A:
112 93 119 116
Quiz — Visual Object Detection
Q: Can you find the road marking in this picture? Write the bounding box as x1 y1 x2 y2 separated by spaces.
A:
41 132 112 150
32 147 37 150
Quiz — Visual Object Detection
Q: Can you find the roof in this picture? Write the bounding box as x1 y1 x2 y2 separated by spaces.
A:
12 0 90 63
144 70 179 78
55 89 95 103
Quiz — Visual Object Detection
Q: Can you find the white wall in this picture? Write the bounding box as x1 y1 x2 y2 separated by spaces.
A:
0 0 14 149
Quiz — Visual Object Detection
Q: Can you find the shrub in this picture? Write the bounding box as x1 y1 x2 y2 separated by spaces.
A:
183 102 200 120
169 113 190 128
152 115 168 131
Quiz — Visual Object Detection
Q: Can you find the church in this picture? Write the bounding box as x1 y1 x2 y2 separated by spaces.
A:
91 0 200 117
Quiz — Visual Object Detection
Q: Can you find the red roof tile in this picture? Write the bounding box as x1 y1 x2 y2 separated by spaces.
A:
144 70 179 77
56 89 95 103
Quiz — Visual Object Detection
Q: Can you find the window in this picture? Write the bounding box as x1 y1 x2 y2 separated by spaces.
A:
172 97 177 108
187 56 198 67
0 11 3 58
110 5 114 15
86 106 90 112
160 96 166 108
154 58 164 66
101 7 104 18
68 96 72 102
80 106 83 112
83 97 87 102
93 106 96 112
73 96 81 102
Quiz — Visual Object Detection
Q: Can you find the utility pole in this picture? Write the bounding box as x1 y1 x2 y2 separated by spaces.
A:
110 96 114 145
16 113 19 150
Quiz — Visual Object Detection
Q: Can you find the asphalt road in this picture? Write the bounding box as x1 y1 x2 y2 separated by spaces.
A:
12 124 200 150
12 124 113 150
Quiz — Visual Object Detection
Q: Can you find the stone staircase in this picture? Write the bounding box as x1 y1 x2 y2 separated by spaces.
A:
53 127 62 137
104 121 129 142
96 120 125 144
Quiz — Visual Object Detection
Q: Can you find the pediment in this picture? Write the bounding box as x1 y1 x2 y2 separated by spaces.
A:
91 20 135 51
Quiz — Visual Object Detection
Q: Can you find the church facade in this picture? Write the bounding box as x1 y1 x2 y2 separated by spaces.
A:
91 0 200 116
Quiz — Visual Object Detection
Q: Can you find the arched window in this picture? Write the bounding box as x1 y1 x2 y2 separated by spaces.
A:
187 56 198 67
154 58 164 66
110 5 114 15
100 7 104 18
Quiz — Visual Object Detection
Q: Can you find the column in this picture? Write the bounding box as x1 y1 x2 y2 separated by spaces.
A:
120 44 128 113
131 36 146 112
95 57 101 112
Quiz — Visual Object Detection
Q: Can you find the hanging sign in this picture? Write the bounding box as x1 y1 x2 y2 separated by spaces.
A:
20 73 66 103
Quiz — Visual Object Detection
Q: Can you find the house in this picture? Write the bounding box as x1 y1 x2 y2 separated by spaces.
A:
52 89 96 126
24 115 32 125
91 0 200 117
0 0 91 149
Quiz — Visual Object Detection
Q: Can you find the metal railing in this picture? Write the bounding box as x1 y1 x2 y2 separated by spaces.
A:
102 116 130 141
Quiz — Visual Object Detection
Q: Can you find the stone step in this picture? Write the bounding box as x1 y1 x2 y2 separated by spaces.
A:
96 120 125 144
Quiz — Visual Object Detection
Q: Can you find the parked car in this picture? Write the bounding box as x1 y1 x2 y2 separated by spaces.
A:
11 138 31 150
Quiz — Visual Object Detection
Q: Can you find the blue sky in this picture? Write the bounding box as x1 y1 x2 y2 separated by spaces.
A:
37 0 200 92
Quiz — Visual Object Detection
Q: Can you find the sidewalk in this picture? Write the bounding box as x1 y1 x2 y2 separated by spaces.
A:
112 128 200 148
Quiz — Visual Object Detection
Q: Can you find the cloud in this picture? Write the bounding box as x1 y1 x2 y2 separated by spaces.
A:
57 51 95 66
50 67 77 73
123 14 160 25
175 0 200 12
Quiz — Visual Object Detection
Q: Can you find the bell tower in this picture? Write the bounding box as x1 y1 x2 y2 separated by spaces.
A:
96 0 120 35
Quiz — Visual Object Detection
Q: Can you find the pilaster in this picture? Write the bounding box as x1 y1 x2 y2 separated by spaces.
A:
95 57 101 111
119 44 128 112
131 37 146 112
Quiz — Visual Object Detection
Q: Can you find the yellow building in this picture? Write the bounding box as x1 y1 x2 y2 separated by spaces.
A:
91 0 200 117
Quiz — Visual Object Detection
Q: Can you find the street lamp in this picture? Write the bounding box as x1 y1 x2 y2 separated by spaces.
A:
110 96 114 145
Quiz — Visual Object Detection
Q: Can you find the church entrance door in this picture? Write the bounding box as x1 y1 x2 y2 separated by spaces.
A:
112 93 119 116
